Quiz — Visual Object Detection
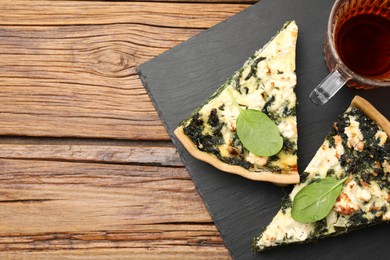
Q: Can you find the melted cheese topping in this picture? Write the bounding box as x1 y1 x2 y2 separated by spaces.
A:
305 140 345 179
258 209 314 248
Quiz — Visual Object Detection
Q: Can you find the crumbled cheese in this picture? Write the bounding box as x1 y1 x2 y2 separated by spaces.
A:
326 210 338 233
278 116 297 139
382 160 390 174
334 192 360 215
257 209 313 250
305 140 340 178
344 116 364 149
246 153 268 166
383 210 390 221
375 130 387 146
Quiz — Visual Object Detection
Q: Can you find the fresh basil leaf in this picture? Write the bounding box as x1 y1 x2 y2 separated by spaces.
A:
236 109 283 156
227 89 283 156
291 177 348 223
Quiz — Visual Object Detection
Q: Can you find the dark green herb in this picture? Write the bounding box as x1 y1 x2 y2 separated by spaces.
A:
291 176 348 223
261 95 275 117
212 123 224 137
244 68 255 81
349 210 369 226
313 218 328 237
207 108 219 127
223 157 252 169
326 169 335 177
183 113 223 155
282 138 296 153
244 57 266 81
254 56 266 65
327 135 336 148
281 196 292 214
300 172 309 183
182 113 204 144
281 104 296 117
234 68 244 93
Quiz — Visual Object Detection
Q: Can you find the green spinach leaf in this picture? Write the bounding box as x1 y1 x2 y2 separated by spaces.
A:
291 176 348 223
227 89 283 156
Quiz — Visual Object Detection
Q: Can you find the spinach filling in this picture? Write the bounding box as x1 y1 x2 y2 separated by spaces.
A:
281 195 292 214
282 138 296 154
325 107 389 190
312 218 328 238
262 95 275 117
183 113 222 155
244 56 266 81
281 102 296 118
300 171 309 183
182 105 296 172
348 210 369 226
183 110 254 170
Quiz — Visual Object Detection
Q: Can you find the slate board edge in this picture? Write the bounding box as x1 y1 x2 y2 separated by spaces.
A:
137 56 237 260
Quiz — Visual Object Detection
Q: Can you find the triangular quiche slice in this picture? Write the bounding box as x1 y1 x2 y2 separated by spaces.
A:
255 96 390 251
174 21 299 185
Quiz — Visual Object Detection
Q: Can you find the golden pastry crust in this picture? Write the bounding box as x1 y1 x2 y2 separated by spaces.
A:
174 126 299 185
351 96 390 137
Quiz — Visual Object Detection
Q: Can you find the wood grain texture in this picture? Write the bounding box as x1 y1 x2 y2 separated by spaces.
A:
0 143 183 166
1 1 249 27
0 24 196 140
0 158 229 258
0 249 230 260
0 1 250 140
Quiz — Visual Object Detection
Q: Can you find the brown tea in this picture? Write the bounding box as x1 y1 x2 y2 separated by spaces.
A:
335 13 390 78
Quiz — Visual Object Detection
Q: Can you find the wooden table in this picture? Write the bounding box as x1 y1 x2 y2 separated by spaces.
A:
0 0 257 258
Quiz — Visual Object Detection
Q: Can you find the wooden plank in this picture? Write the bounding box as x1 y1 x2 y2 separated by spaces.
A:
30 0 255 3
0 2 250 140
0 248 230 260
0 158 228 257
0 143 183 166
0 159 205 231
0 1 250 27
0 24 200 140
0 226 227 251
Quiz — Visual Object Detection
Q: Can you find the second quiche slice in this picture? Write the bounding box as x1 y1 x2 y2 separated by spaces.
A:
174 21 299 185
255 96 390 251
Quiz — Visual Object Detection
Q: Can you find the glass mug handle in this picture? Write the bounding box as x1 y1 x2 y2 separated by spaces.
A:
309 69 348 106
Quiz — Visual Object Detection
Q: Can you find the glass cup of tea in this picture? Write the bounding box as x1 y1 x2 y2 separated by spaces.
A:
310 0 390 106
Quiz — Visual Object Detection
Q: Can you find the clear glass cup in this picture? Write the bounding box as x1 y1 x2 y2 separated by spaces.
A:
310 0 390 106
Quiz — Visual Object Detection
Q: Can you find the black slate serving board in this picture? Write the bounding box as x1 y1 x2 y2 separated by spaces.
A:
136 0 390 259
